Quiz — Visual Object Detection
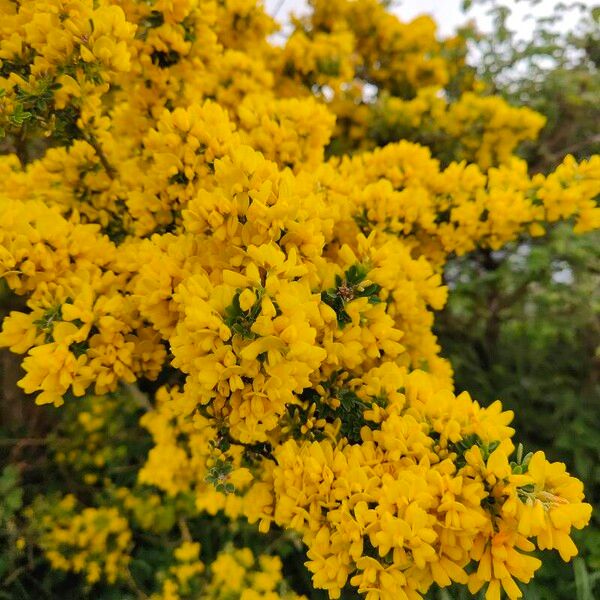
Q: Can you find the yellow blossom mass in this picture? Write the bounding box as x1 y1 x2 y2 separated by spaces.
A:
0 0 597 598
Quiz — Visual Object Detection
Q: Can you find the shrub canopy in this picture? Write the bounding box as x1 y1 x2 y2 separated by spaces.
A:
0 1 597 599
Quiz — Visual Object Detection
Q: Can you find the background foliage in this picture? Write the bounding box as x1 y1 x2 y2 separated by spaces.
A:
434 1 600 598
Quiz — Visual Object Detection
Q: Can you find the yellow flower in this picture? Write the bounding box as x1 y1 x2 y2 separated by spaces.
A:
468 527 541 600
506 451 592 560
0 1 596 598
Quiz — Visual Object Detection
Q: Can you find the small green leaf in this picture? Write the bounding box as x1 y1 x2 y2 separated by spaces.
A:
574 557 593 600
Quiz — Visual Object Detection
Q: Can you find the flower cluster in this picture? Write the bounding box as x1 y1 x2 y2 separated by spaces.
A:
0 0 597 598
0 199 166 405
152 541 205 600
50 391 143 485
371 90 546 169
201 547 304 600
244 369 591 599
31 495 132 585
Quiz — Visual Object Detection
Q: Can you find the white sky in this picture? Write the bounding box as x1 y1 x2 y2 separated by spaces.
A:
265 0 596 38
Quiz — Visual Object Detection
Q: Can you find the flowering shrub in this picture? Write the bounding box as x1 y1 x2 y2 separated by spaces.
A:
0 1 597 599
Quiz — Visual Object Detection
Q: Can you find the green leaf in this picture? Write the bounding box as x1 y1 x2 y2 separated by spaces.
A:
574 557 593 600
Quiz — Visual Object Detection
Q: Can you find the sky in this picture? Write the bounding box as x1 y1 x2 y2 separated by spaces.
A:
264 0 597 39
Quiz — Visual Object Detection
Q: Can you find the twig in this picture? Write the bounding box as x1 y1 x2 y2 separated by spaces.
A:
556 133 600 158
179 517 192 542
127 571 149 600
82 130 117 179
3 565 27 587
272 0 287 18
0 438 48 445
124 383 153 412
15 126 29 167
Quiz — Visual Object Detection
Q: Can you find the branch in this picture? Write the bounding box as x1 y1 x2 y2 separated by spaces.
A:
273 0 287 17
0 438 48 445
82 130 117 179
556 133 600 158
127 571 149 600
124 383 153 411
178 517 192 542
